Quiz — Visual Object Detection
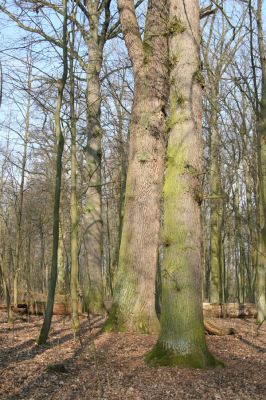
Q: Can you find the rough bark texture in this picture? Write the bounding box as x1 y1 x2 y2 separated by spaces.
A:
146 0 220 367
105 0 169 333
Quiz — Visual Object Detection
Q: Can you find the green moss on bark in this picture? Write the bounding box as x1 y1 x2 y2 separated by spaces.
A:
168 17 186 35
102 302 159 334
102 309 120 332
136 150 152 162
194 70 205 89
145 341 224 368
85 287 105 314
166 91 188 132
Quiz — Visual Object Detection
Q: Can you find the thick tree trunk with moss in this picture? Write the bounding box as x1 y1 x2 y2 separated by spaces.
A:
256 0 266 324
146 0 220 367
105 0 169 333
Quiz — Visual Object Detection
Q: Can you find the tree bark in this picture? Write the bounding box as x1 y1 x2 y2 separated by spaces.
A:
105 0 169 333
209 85 222 304
57 219 65 294
83 0 108 314
146 0 221 367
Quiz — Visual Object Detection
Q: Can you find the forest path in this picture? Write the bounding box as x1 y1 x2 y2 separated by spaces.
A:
0 314 265 399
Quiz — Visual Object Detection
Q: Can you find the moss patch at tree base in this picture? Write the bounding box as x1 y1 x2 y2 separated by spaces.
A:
84 288 105 315
102 315 152 334
102 314 120 333
102 309 160 334
145 341 225 368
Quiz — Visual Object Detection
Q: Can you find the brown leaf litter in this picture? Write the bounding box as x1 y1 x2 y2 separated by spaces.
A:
0 313 265 399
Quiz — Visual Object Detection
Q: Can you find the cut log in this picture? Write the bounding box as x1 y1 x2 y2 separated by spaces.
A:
204 319 235 336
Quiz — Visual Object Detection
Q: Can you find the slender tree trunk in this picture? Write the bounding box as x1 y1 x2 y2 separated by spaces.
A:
209 94 222 304
0 259 12 323
234 176 244 303
37 0 68 345
84 5 104 313
256 0 266 324
105 0 169 333
39 222 46 293
202 15 221 304
70 15 79 332
105 191 113 296
13 50 32 307
146 0 220 367
0 166 12 322
57 220 65 294
244 131 256 302
111 95 128 274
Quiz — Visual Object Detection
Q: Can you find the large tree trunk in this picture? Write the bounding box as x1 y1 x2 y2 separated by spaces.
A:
105 0 169 333
146 0 221 367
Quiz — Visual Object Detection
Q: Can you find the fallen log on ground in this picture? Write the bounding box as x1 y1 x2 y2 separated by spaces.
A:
204 319 235 336
28 301 83 315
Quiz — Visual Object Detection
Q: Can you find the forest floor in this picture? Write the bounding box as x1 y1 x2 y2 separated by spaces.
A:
0 313 265 400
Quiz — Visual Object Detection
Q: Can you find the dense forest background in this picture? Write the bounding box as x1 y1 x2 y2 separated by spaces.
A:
0 0 265 363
